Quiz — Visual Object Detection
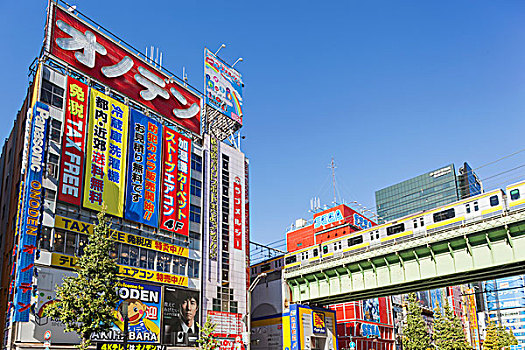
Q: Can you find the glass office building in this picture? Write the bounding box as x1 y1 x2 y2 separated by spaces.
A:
375 163 482 223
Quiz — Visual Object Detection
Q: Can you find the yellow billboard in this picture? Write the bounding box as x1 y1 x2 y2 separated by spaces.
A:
83 89 129 217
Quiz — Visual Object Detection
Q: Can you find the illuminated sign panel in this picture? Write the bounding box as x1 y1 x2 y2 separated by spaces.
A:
49 5 201 135
208 137 219 260
233 176 242 250
14 102 50 321
58 77 89 205
83 89 129 217
204 48 243 125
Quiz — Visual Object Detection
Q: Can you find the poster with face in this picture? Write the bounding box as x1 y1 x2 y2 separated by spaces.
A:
92 281 161 343
162 287 200 346
363 298 380 323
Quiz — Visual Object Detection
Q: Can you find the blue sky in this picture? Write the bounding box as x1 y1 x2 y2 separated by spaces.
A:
2 1 525 250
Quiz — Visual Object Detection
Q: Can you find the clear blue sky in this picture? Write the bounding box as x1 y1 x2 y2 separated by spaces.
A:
2 1 525 249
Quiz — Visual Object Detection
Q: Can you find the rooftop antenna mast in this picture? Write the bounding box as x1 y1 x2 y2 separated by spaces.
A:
330 157 337 205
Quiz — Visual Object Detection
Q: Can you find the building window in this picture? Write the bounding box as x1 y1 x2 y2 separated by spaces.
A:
50 119 62 143
191 153 202 172
157 252 172 273
190 204 201 223
129 246 139 267
230 301 238 314
190 178 202 197
39 227 52 251
40 79 64 109
188 259 199 278
189 231 200 250
119 244 130 265
212 298 221 311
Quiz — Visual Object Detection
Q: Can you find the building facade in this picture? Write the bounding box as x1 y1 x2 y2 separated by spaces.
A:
375 163 482 223
0 2 248 350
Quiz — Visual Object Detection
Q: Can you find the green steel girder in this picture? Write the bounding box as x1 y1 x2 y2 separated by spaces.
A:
285 210 525 304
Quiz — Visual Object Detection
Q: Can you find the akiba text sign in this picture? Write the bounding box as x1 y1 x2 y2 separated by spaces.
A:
97 343 166 350
14 102 49 321
58 77 89 205
49 4 201 135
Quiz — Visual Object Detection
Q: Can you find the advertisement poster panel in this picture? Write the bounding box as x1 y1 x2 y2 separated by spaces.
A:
160 127 191 236
204 48 243 125
363 298 380 323
49 4 201 135
83 89 129 217
125 109 162 227
58 77 89 205
162 287 200 346
92 281 161 343
13 102 49 322
209 136 219 260
485 277 525 311
233 176 242 250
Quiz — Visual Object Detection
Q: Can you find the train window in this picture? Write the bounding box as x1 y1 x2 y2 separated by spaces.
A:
313 248 318 257
490 195 499 207
466 203 471 214
369 232 374 240
511 189 520 201
261 263 271 272
333 243 337 251
433 208 455 222
323 245 328 254
387 223 405 236
301 251 309 260
420 218 424 226
376 232 380 239
413 219 418 228
348 235 364 246
285 255 297 265
474 201 479 211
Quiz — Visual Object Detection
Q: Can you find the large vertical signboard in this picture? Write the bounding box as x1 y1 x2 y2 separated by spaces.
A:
160 127 191 236
233 176 242 250
49 4 201 135
204 49 243 125
209 137 219 260
162 288 200 346
14 102 50 322
125 110 162 227
83 89 129 217
58 77 88 205
92 281 161 343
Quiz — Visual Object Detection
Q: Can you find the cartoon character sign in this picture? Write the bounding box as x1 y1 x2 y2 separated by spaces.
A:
92 281 161 343
363 298 380 323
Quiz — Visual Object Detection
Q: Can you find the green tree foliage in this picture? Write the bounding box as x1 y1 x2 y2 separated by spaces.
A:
483 320 499 350
44 211 119 350
197 315 220 350
483 319 519 350
402 293 431 350
433 301 470 350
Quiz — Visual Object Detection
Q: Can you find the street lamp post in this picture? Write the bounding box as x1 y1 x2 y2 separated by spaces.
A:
120 301 129 350
246 272 267 350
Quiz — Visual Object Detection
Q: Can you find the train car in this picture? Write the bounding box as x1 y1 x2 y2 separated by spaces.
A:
506 180 525 211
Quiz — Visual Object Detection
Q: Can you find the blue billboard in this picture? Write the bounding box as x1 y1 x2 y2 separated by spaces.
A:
430 289 444 312
485 276 525 311
13 102 49 321
124 109 162 227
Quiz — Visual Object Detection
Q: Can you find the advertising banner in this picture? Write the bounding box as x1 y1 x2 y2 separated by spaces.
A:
162 287 200 346
233 176 242 250
92 281 161 343
204 48 243 125
83 89 129 217
54 216 188 257
244 160 250 290
50 253 188 287
160 127 191 236
485 277 525 310
50 5 201 135
13 102 50 322
125 110 162 227
97 344 166 350
58 77 89 205
209 136 219 260
208 311 243 339
363 298 380 323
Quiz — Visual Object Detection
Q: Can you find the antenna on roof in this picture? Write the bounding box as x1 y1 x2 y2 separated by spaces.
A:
329 157 337 205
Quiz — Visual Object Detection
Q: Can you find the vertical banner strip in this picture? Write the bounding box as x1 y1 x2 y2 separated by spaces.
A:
124 110 162 227
160 127 191 236
233 177 242 250
209 137 219 260
13 102 50 322
83 89 129 217
58 77 89 205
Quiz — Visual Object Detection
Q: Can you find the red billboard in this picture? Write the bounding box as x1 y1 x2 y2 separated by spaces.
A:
49 5 201 135
233 177 242 250
58 77 89 205
160 127 191 236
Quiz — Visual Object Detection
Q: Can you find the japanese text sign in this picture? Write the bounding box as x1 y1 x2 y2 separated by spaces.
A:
208 136 219 260
49 5 201 135
14 102 49 322
160 127 191 236
204 49 243 125
58 77 89 205
125 110 162 227
233 177 242 250
83 89 129 217
97 343 167 350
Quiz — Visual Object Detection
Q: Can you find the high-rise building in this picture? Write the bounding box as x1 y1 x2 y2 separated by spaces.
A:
375 163 482 223
0 3 249 350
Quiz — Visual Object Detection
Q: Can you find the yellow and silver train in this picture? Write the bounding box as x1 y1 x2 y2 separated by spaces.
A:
284 180 525 271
